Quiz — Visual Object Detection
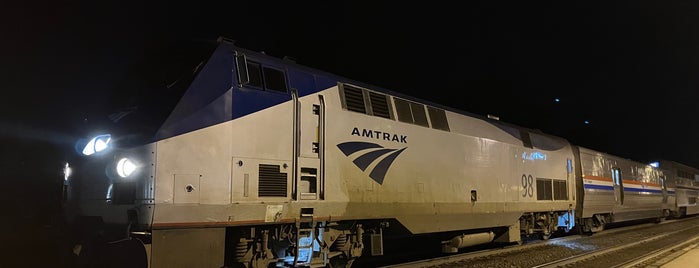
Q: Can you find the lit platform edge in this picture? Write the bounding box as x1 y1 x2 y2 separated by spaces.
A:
644 236 699 268
654 240 699 268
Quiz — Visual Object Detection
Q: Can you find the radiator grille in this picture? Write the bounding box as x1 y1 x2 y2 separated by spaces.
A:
536 178 568 200
369 91 390 118
553 180 568 200
536 178 553 200
258 164 287 197
343 85 366 113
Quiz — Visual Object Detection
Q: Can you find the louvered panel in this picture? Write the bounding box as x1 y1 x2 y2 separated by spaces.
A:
343 85 366 113
554 180 568 200
259 164 287 197
369 91 390 119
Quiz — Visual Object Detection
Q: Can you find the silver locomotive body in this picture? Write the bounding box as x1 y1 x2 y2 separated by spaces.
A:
134 83 577 267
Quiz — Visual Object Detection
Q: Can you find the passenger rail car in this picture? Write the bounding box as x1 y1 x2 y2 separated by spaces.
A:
656 160 699 218
575 147 669 233
62 37 692 268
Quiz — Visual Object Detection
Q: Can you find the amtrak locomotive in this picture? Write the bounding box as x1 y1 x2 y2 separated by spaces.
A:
62 37 699 268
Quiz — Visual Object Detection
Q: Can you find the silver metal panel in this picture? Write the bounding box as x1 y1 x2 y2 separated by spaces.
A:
155 122 232 205
686 205 699 216
151 228 225 268
173 174 200 204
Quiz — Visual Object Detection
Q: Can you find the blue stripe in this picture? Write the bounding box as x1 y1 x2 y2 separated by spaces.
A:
623 188 663 194
584 184 665 194
584 184 613 191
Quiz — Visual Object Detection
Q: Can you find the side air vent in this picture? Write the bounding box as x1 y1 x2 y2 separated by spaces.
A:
343 85 366 113
536 178 553 200
535 178 569 201
369 91 391 119
395 98 428 127
259 164 287 197
427 106 450 131
553 180 568 200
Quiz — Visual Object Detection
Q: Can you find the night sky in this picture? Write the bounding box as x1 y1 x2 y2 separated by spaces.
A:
3 1 699 266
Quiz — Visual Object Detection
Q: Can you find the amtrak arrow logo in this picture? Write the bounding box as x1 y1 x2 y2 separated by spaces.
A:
337 141 407 185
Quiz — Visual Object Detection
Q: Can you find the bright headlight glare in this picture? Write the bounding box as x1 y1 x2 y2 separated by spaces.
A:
63 163 71 181
82 134 112 156
116 158 137 178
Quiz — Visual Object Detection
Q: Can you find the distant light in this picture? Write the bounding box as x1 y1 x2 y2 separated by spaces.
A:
650 162 659 168
554 98 560 103
487 114 500 120
584 120 590 125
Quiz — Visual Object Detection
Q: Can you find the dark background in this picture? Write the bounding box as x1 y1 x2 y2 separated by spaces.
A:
3 1 699 267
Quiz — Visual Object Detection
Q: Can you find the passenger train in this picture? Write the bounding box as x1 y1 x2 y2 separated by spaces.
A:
61 37 699 268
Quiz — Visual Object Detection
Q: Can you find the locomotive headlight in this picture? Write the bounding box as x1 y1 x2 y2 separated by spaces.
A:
82 134 112 156
116 157 137 178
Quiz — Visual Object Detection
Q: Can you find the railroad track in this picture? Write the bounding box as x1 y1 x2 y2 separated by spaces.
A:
381 217 699 268
533 226 699 268
614 235 699 268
